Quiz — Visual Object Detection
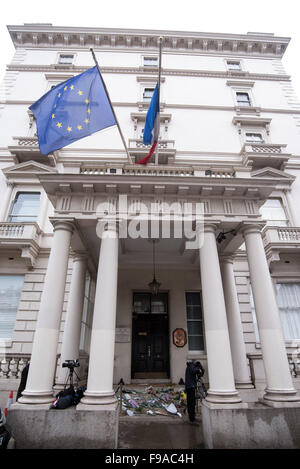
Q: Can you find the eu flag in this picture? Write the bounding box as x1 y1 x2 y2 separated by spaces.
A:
29 66 116 155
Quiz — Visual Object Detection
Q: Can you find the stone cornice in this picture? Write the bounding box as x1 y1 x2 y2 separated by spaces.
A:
6 63 291 82
7 24 290 58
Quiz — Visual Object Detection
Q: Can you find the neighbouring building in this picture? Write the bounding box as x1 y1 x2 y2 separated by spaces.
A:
0 23 300 448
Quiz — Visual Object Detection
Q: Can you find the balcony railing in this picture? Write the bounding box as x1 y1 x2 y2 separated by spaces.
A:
8 136 57 166
0 222 41 242
241 143 290 170
0 354 30 379
0 222 42 267
80 165 195 177
263 226 300 251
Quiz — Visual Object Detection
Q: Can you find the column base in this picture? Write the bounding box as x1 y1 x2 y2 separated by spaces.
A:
235 380 254 389
18 390 55 405
261 387 300 405
79 390 117 405
205 389 242 404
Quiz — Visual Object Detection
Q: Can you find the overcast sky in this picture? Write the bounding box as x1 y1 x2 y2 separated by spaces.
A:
1 0 300 99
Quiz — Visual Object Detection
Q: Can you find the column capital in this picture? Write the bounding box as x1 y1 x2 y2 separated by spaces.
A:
96 217 122 239
201 222 221 234
50 217 76 234
219 254 235 264
240 222 265 237
72 250 88 263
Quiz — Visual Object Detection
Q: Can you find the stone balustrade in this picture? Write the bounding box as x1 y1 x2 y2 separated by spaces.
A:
0 354 30 379
263 225 300 245
0 222 41 242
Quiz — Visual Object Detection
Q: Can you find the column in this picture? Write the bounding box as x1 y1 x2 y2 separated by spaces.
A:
19 220 74 404
220 256 253 388
55 253 87 390
79 222 119 406
199 224 241 403
243 224 299 403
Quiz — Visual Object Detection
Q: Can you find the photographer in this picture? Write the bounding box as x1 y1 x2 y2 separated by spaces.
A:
185 360 205 423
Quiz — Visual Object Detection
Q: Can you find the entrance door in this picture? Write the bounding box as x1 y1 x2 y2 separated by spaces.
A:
132 293 169 379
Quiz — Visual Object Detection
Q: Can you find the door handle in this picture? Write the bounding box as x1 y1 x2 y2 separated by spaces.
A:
148 345 151 357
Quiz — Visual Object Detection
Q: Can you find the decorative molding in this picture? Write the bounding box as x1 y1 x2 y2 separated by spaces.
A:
7 25 290 58
6 64 291 83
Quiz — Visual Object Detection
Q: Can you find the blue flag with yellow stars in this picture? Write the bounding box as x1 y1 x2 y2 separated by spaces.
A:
29 66 116 155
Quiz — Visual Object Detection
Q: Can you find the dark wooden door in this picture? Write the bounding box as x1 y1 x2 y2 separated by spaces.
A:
131 292 169 378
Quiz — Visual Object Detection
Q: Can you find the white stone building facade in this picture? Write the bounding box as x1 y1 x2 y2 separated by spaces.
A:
0 24 300 448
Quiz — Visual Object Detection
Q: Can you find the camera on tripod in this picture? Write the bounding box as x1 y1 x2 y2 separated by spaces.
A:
62 359 80 369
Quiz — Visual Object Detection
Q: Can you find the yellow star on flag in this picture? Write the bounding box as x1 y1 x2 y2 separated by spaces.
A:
85 99 89 104
67 126 72 132
56 122 62 128
84 118 90 124
70 85 74 90
51 114 55 119
77 125 83 130
78 90 83 96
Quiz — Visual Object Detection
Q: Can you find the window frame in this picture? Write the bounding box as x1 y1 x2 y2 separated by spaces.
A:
0 274 24 340
259 197 289 227
57 53 75 65
142 87 155 103
8 191 41 223
185 291 205 352
226 60 242 71
236 91 252 107
143 56 158 68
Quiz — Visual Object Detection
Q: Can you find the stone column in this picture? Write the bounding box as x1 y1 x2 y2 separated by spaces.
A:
220 256 253 388
79 222 119 406
19 220 74 404
199 224 241 403
242 224 299 403
55 253 87 390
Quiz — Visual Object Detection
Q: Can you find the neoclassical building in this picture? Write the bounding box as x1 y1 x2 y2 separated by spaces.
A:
0 24 300 448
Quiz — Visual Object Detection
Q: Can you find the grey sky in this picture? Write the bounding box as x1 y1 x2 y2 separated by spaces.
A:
1 0 300 97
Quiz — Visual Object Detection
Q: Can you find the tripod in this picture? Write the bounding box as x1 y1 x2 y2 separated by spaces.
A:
64 365 80 390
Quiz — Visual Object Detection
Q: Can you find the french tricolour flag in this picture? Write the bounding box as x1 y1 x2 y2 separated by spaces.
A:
136 83 160 165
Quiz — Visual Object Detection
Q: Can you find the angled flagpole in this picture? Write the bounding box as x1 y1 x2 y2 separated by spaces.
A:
136 37 163 165
154 37 163 165
90 48 133 164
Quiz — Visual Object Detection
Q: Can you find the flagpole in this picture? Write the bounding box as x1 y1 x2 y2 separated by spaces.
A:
154 37 163 166
90 48 133 164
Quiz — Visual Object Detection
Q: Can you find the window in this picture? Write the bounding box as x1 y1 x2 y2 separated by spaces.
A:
143 87 155 102
236 92 251 107
227 60 241 71
250 282 300 341
0 275 24 339
58 54 74 65
9 192 40 222
259 198 288 226
80 272 95 352
249 285 259 341
245 132 263 143
185 292 204 351
276 283 300 340
143 57 158 67
133 292 168 314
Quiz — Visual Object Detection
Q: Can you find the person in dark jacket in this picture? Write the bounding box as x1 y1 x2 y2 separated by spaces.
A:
185 360 205 423
16 363 29 401
0 407 11 449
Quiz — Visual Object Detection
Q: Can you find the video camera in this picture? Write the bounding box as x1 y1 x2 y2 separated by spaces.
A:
62 359 80 369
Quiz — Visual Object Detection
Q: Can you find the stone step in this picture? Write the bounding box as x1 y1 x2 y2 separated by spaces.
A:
118 413 204 449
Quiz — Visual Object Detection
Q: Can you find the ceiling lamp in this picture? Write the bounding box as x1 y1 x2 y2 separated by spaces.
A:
148 239 161 296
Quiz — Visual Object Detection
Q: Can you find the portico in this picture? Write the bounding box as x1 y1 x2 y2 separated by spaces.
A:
12 164 299 405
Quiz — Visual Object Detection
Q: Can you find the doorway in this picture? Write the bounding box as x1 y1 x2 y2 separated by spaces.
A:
131 292 169 379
